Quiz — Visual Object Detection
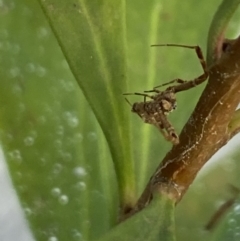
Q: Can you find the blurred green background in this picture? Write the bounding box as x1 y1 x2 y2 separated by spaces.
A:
1 0 240 240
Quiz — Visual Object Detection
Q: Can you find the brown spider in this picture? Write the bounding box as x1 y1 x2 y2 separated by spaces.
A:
124 90 179 144
124 44 209 145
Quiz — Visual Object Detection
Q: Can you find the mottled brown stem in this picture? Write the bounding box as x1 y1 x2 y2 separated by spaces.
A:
130 36 240 217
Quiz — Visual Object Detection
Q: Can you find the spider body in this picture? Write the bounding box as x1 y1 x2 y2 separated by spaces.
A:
132 91 176 116
126 90 179 144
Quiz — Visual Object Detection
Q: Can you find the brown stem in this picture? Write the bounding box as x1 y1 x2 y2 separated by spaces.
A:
130 36 240 216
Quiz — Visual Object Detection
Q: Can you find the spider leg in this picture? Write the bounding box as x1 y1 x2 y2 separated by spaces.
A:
124 97 132 107
151 44 209 93
123 92 154 100
154 112 179 145
154 78 186 89
144 89 161 93
169 72 208 93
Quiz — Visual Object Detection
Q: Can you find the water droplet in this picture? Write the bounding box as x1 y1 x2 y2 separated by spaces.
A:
73 166 87 178
74 133 83 142
234 204 240 213
62 152 72 162
12 84 22 95
228 218 236 226
87 132 97 141
56 125 64 136
71 229 82 239
75 181 86 191
38 115 46 124
18 103 26 112
58 195 69 205
235 232 240 238
68 116 79 128
38 45 45 55
40 157 46 166
11 43 20 54
6 133 13 142
24 136 34 146
51 187 61 197
63 111 79 128
9 67 20 78
16 172 22 179
54 139 62 149
37 27 49 39
36 65 46 77
52 163 63 175
25 63 36 73
8 149 22 164
60 79 75 92
24 207 32 216
48 237 58 241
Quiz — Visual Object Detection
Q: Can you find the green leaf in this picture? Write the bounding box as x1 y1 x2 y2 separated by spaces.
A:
96 192 175 241
209 196 240 241
207 0 240 65
37 0 136 208
0 1 118 240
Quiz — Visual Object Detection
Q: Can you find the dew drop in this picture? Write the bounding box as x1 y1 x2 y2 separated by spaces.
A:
16 172 22 179
48 236 58 241
74 133 83 142
24 136 34 146
11 43 20 54
87 132 97 141
54 139 62 149
37 27 49 39
58 195 69 205
38 115 46 124
40 157 46 166
52 163 63 175
12 84 22 95
25 63 36 73
67 116 79 128
62 152 72 162
228 218 236 227
24 207 32 216
36 65 46 77
56 125 64 136
234 204 240 213
75 181 86 191
9 67 20 78
51 187 61 197
60 79 75 92
71 229 82 239
235 232 240 238
8 149 22 164
63 111 79 128
73 166 87 178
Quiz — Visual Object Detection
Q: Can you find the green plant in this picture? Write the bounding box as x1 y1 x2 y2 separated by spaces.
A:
1 0 240 240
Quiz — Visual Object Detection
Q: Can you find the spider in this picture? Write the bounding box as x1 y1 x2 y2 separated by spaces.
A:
124 44 209 145
124 90 179 144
